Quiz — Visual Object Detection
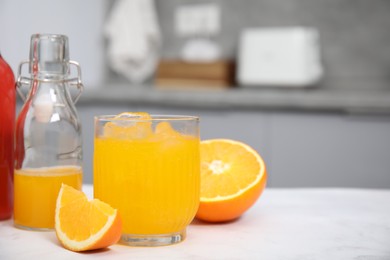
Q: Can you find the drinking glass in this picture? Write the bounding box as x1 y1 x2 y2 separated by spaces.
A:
94 114 200 246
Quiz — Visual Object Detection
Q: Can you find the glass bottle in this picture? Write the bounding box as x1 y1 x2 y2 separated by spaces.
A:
0 52 15 220
14 34 84 230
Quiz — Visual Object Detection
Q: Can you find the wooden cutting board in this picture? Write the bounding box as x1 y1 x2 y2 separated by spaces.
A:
155 60 235 89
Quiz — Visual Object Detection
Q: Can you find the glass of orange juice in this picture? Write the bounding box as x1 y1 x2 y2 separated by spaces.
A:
93 113 200 246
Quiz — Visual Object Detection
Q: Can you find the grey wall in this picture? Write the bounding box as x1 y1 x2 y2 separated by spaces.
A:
3 0 390 91
0 0 107 88
156 0 390 91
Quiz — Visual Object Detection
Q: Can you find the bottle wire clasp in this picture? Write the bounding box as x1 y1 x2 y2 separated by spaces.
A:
16 60 84 104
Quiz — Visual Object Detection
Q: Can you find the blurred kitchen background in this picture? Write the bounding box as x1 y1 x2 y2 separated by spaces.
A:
1 0 390 188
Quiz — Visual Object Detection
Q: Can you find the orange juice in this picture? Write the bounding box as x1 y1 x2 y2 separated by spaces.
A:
94 116 200 238
14 166 82 229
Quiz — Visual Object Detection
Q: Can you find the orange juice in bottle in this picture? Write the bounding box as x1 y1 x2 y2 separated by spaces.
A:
14 166 82 228
94 113 200 246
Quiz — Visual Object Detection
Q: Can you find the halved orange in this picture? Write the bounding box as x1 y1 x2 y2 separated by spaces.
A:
196 139 267 222
55 184 122 252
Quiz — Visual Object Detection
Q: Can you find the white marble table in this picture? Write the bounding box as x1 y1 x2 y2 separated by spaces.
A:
1 186 389 259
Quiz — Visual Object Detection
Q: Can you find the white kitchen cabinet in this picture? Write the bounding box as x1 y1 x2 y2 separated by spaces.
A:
77 104 390 188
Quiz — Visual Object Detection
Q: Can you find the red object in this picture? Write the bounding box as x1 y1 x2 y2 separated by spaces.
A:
0 53 15 220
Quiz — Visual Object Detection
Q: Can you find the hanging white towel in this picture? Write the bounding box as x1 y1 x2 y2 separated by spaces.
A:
104 0 161 84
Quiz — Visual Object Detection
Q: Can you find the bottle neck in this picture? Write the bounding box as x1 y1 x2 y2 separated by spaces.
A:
32 72 68 81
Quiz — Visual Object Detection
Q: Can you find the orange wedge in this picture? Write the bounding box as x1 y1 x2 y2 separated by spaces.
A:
55 184 122 252
196 139 267 222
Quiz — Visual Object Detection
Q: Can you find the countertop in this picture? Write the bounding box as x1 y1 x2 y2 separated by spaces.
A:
78 85 390 115
1 186 390 259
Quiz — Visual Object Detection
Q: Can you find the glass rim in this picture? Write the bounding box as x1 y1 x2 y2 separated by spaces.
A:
31 33 68 40
95 114 200 122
